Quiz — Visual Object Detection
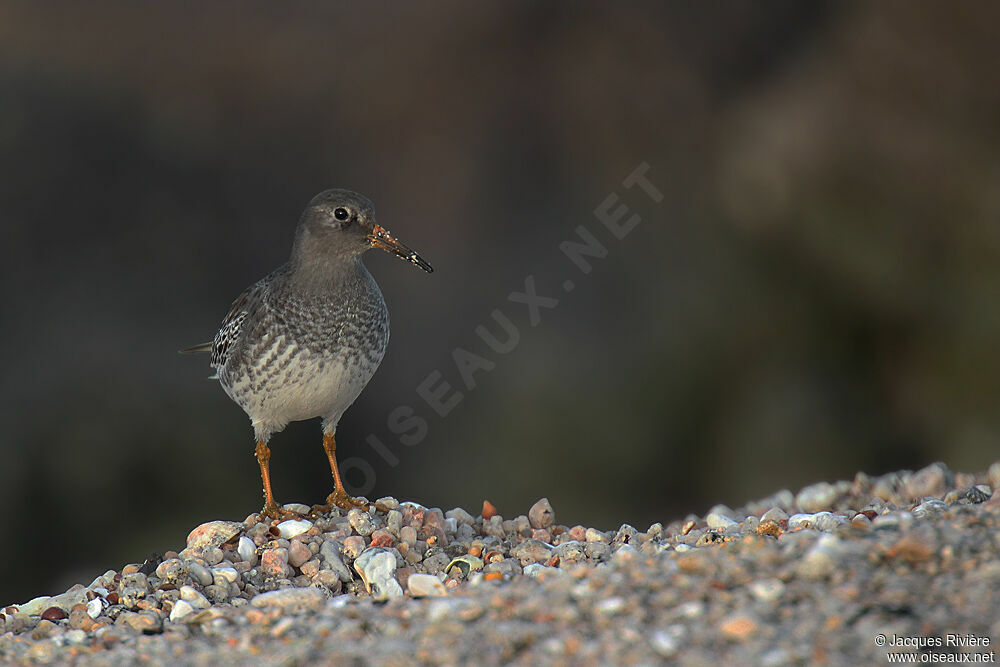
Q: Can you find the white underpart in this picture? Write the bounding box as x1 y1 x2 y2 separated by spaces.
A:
221 337 383 442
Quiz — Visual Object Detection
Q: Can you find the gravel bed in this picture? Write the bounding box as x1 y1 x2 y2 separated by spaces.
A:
3 461 1000 664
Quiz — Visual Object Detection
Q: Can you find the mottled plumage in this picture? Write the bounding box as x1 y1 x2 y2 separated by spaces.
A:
186 189 432 516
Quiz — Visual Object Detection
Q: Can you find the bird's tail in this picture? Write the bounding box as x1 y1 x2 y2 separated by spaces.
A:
179 342 213 354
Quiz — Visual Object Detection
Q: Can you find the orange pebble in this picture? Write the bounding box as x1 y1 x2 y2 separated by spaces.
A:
482 500 498 520
483 572 504 582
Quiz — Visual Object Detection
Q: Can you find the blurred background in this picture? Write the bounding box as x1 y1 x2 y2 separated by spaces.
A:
2 1 999 604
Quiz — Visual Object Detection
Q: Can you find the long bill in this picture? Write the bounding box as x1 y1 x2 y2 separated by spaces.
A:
367 224 434 273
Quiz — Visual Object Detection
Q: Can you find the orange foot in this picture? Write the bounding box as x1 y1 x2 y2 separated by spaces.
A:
308 489 371 518
257 501 304 523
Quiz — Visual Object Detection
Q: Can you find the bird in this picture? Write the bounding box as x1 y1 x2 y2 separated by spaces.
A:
183 189 433 519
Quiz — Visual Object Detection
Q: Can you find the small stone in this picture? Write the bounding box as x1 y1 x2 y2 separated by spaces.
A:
584 528 607 543
188 562 214 587
446 507 476 525
585 541 611 560
595 596 626 615
795 482 838 512
237 536 257 565
69 609 95 631
41 606 68 621
300 559 321 578
251 587 326 611
761 507 788 523
481 500 498 520
169 600 196 622
407 573 447 597
343 536 367 559
320 540 354 582
523 564 563 579
720 614 758 640
121 611 162 633
788 512 846 532
282 503 311 514
354 549 404 601
748 578 784 603
212 567 239 586
369 529 395 548
705 512 738 530
276 519 313 539
796 534 840 579
179 586 210 610
203 547 224 566
399 526 418 546
86 598 105 619
375 496 399 510
528 498 555 529
288 540 312 568
187 521 243 550
314 571 343 593
260 548 291 577
531 529 552 543
650 626 685 657
903 462 952 500
510 539 553 565
347 509 375 537
911 498 948 519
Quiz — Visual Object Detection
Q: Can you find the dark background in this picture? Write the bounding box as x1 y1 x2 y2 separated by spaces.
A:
3 2 999 605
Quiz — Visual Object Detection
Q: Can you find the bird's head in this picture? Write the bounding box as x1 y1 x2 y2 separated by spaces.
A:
295 189 433 273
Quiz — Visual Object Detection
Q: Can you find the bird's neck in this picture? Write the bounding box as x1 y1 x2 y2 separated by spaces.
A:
288 228 369 295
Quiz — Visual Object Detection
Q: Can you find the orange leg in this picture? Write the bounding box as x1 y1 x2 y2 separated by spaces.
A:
309 433 369 516
254 440 298 521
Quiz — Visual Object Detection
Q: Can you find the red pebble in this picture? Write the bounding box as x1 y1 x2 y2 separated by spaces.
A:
369 529 395 548
482 500 498 520
41 606 68 621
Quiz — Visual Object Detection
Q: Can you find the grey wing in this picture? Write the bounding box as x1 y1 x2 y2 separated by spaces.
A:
211 278 270 370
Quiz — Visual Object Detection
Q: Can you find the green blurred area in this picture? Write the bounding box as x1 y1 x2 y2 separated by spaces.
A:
2 2 999 604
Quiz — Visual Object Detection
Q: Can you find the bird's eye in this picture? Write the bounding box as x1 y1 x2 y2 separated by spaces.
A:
334 207 350 222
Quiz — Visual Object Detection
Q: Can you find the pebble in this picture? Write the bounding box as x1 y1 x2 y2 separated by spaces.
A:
788 512 846 532
649 626 685 657
237 536 257 564
179 586 210 610
761 507 789 523
276 519 313 539
260 548 291 578
212 567 239 586
187 521 243 550
510 539 553 565
188 562 214 587
523 564 563 579
528 498 555 529
705 512 739 530
354 549 404 601
912 498 948 518
343 536 367 559
585 528 607 542
348 509 375 537
446 507 476 525
250 587 326 611
320 540 354 582
795 482 838 512
288 540 312 568
282 503 311 514
407 573 447 597
169 600 196 622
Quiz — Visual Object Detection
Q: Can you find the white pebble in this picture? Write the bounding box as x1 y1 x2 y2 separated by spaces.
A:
277 519 313 539
407 573 447 597
212 567 239 585
179 585 210 610
250 587 326 611
238 536 257 564
169 599 196 622
86 597 105 619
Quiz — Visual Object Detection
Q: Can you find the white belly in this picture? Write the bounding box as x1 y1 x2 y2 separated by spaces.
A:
222 338 382 439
